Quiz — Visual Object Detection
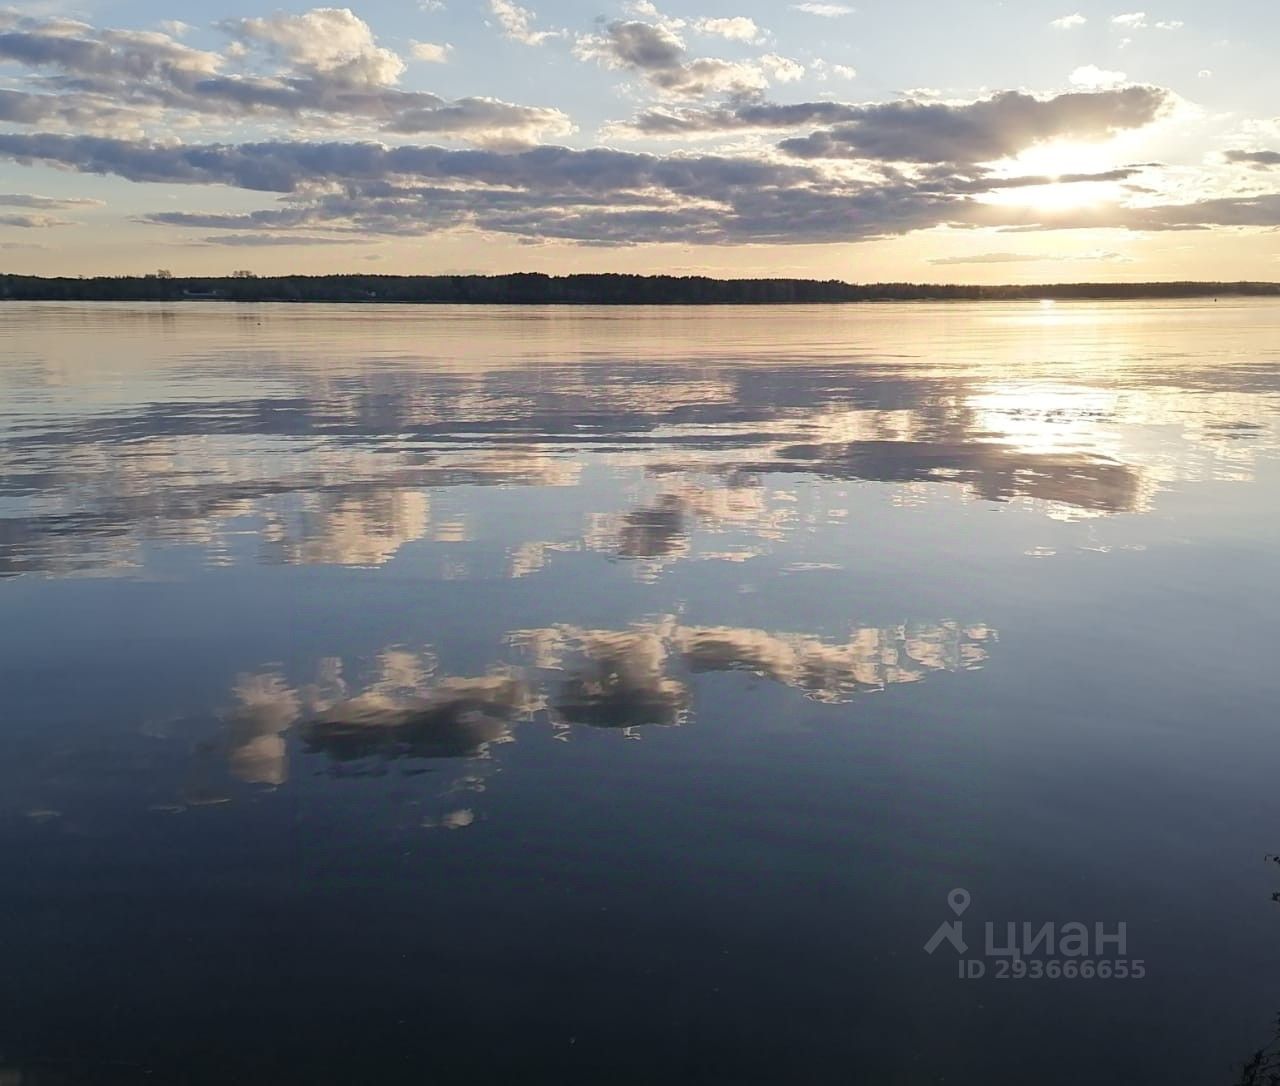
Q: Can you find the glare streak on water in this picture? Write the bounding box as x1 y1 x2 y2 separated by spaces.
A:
1 300 1280 1084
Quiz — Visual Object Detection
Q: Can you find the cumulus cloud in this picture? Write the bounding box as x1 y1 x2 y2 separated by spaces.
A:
0 11 1259 255
488 0 560 45
0 125 1251 250
1110 12 1183 30
0 131 942 244
692 17 764 43
790 3 854 15
647 87 1173 163
778 87 1170 162
409 41 452 63
813 60 857 81
0 10 223 76
1051 13 1087 29
0 9 570 145
222 8 406 86
1069 65 1127 89
574 19 799 97
760 54 805 83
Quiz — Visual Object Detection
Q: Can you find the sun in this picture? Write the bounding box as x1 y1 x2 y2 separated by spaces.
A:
979 140 1130 212
984 180 1118 211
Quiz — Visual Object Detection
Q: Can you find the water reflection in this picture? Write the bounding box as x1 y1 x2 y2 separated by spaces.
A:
198 618 996 814
2 303 1279 579
738 440 1142 513
4 304 1280 1083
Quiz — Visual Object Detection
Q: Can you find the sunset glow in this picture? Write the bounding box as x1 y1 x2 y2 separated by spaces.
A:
0 2 1275 279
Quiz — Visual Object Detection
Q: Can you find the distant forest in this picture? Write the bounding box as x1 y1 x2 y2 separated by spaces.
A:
2 273 1278 305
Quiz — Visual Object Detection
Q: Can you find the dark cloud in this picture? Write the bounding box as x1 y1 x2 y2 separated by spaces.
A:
305 677 528 762
618 100 865 136
0 130 1270 245
1 133 909 244
1225 150 1280 168
743 440 1143 513
574 19 781 98
196 233 367 246
0 11 570 144
0 191 101 208
776 87 1172 163
551 629 690 729
0 18 1252 254
617 89 1171 163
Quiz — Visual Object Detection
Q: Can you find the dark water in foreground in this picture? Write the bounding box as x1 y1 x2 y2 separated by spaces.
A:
2 301 1279 1084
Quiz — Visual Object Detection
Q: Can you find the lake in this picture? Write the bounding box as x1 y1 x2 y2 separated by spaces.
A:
2 301 1279 1084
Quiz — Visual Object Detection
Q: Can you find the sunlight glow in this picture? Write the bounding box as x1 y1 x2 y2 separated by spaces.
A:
981 139 1131 211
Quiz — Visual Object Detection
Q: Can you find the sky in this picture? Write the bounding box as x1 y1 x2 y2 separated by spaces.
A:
0 0 1278 280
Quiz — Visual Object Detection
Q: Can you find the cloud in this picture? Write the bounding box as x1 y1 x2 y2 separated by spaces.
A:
614 100 860 137
410 41 452 63
790 3 854 15
222 8 405 86
760 54 805 83
692 17 763 43
929 252 1051 265
0 192 102 208
1051 13 1087 29
0 212 74 227
1069 64 1127 89
1113 13 1182 30
488 0 560 45
575 19 791 98
0 10 223 78
1225 150 1280 168
979 193 1280 232
777 86 1172 162
0 10 570 146
0 131 945 244
928 250 1133 265
550 628 689 729
813 60 857 81
0 129 1221 249
0 66 1256 251
196 233 368 246
618 88 1169 160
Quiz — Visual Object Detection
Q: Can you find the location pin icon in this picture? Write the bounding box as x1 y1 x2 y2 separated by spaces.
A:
948 889 971 917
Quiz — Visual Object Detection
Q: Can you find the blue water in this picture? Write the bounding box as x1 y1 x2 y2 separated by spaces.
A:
2 301 1279 1084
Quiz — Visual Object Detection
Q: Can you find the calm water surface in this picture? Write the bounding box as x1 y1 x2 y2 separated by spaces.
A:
2 301 1279 1084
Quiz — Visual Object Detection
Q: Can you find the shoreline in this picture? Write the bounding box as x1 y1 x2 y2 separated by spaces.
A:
2 273 1278 305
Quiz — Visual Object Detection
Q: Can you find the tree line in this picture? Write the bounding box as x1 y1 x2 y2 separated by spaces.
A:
2 272 1278 304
